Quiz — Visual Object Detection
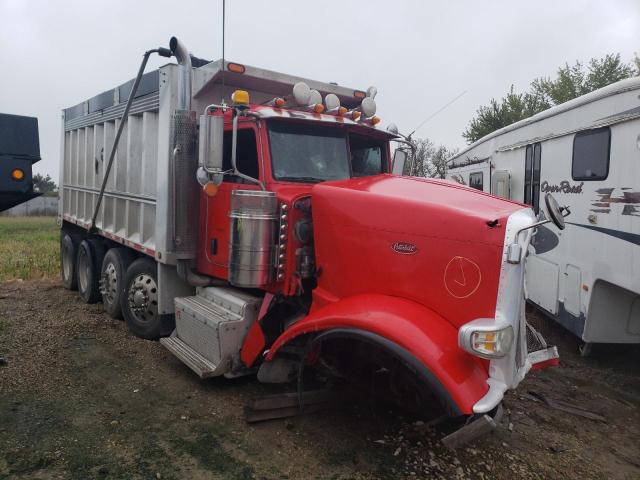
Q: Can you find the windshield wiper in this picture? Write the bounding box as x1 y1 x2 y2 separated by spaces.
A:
277 176 326 183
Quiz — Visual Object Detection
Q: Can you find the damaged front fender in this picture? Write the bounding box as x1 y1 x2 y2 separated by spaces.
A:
266 294 490 415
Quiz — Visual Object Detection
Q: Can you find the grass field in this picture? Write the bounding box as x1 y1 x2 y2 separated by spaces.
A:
0 216 59 281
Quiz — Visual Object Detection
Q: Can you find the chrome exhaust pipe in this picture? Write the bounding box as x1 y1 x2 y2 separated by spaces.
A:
169 36 192 110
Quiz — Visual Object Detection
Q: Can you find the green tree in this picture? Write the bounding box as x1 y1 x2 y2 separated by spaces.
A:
463 86 549 143
463 53 638 144
410 138 457 179
33 173 57 194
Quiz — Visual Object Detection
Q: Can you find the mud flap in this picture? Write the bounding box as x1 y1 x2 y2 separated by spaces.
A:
441 404 503 450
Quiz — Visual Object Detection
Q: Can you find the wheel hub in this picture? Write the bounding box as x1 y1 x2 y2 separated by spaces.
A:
127 273 158 323
100 262 118 305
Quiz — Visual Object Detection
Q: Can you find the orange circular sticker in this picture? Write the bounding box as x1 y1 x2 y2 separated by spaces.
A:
444 256 482 299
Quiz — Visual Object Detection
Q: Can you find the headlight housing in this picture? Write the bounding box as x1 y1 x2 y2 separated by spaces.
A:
458 319 514 359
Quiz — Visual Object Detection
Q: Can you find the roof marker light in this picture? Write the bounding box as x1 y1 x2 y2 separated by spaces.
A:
313 103 325 114
266 97 286 108
370 116 381 126
354 90 366 99
337 106 348 116
349 110 361 121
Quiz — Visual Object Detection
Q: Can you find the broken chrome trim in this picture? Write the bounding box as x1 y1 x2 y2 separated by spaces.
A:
528 345 559 365
472 378 508 414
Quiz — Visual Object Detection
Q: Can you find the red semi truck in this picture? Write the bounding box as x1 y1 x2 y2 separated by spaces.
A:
59 38 562 437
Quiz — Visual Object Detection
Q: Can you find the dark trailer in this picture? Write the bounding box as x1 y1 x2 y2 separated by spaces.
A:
0 113 41 212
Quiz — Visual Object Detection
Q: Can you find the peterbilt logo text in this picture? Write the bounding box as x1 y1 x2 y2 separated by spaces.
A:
391 242 418 255
541 181 584 194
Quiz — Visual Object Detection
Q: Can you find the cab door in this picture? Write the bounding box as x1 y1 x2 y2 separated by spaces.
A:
197 125 262 279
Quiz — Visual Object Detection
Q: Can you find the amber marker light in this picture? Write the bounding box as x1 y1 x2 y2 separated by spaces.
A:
313 103 325 113
11 168 25 181
371 116 381 126
203 182 219 197
337 106 348 116
274 97 285 108
353 90 366 99
350 111 361 121
227 62 246 74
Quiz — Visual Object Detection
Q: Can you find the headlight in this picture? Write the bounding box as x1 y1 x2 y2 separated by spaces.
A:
459 319 514 359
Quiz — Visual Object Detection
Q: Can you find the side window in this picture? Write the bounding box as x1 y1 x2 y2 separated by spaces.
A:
222 128 259 182
469 172 483 190
572 127 610 180
349 134 385 177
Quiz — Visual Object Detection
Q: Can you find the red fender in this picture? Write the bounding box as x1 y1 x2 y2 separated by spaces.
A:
266 294 489 415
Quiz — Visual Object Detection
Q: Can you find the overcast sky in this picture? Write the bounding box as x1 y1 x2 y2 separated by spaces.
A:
1 0 638 180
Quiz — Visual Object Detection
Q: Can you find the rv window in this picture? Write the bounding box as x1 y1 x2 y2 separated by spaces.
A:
222 128 260 183
532 143 541 213
524 145 532 205
469 172 483 191
524 143 541 213
572 127 610 181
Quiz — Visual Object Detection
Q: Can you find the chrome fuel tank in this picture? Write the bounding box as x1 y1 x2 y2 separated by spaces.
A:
228 190 278 287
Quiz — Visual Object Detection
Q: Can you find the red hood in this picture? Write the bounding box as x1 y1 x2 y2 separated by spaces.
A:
310 174 528 328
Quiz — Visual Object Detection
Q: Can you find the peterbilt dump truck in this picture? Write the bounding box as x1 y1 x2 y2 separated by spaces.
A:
59 37 563 435
0 113 41 212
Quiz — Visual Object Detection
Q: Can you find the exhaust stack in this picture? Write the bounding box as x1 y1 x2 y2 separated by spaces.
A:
169 36 192 110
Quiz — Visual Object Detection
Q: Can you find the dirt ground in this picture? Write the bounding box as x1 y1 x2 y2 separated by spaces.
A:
0 280 639 480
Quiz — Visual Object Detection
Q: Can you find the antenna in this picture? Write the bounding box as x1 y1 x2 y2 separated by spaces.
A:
407 90 467 138
221 0 226 103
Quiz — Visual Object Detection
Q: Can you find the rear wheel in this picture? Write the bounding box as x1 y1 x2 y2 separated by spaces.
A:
60 231 80 290
100 248 134 319
77 239 105 303
122 257 173 339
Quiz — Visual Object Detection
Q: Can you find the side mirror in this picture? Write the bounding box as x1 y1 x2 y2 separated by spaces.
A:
199 114 224 173
544 192 570 230
506 193 570 264
392 149 408 175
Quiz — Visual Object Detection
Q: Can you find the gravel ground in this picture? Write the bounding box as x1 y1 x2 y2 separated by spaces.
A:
0 279 639 479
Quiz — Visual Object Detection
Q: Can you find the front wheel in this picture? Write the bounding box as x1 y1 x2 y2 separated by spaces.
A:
121 257 173 340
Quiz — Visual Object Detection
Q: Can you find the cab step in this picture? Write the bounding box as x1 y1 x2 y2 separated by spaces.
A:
160 332 221 378
161 286 262 379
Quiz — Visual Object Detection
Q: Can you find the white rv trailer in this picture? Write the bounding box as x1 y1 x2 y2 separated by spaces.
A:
447 77 640 348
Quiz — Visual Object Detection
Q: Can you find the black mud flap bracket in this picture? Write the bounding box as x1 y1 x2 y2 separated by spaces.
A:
441 403 504 450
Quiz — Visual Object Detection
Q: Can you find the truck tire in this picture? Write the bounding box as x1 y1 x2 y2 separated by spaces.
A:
121 257 174 340
76 239 105 304
60 231 81 290
100 248 134 319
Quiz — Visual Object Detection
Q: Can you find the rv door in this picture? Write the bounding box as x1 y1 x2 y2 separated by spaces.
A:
491 170 511 199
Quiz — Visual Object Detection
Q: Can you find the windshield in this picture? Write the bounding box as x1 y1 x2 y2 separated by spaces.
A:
268 122 350 182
